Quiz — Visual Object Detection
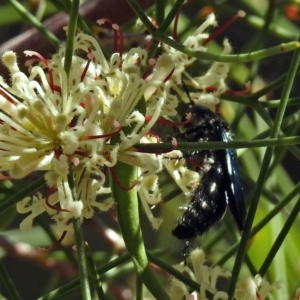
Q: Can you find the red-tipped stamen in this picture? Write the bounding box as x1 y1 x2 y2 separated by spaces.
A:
202 10 246 46
172 1 186 41
24 50 55 93
204 81 251 96
81 125 122 141
81 48 93 82
198 5 214 19
45 185 71 213
109 167 138 191
0 86 17 105
38 230 68 253
112 24 124 60
163 68 175 83
96 19 124 64
225 81 251 96
97 18 117 52
172 11 180 41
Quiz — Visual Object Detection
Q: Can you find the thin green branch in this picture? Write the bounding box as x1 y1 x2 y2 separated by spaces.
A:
72 218 92 300
227 37 300 299
0 261 21 300
85 244 106 300
258 196 300 276
127 0 299 63
49 0 91 34
155 0 165 26
159 0 184 32
213 181 300 267
68 167 91 300
110 162 169 300
7 0 60 48
247 0 276 79
134 135 300 152
64 0 80 78
38 253 132 300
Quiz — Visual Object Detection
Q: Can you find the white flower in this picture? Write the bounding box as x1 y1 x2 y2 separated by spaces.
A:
0 30 175 233
163 13 231 112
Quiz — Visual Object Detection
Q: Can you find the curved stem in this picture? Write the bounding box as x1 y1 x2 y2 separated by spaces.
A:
127 0 299 63
227 37 300 299
64 0 80 77
110 161 169 300
7 0 60 48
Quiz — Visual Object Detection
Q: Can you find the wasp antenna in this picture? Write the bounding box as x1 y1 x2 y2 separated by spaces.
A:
181 80 193 104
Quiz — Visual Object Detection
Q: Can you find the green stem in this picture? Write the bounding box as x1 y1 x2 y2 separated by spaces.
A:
68 169 91 300
155 0 165 26
110 162 169 300
248 0 276 79
72 218 91 300
38 253 132 300
49 0 91 34
0 176 45 214
259 196 300 276
85 244 106 300
0 261 21 300
212 181 300 267
227 38 300 299
64 0 80 77
126 0 299 62
146 251 200 292
134 135 300 152
7 0 60 48
159 0 184 32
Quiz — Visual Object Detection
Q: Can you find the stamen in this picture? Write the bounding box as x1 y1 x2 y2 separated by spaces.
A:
81 121 121 140
81 48 93 82
96 19 124 64
163 67 175 83
0 86 18 105
112 24 124 60
202 10 246 46
45 185 71 213
24 50 55 92
172 1 186 41
37 230 68 253
204 81 251 95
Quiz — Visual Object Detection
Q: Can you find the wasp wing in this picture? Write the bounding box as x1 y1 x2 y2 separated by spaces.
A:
219 127 247 230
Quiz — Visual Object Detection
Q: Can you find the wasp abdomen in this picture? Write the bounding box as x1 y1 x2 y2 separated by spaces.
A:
172 159 227 240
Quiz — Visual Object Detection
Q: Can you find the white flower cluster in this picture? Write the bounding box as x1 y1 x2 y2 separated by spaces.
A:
0 13 231 234
169 248 284 300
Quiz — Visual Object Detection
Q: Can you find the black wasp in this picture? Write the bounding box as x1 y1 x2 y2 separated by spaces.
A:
172 104 247 240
